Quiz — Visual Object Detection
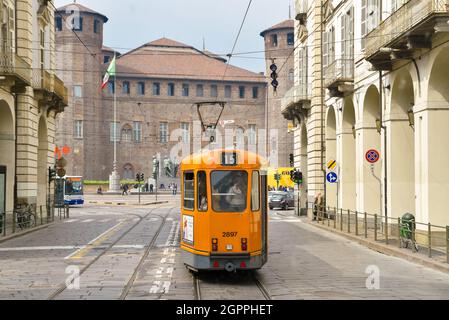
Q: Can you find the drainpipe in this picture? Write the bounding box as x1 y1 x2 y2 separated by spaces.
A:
13 94 18 209
320 1 327 209
379 1 388 223
13 0 18 208
379 71 388 223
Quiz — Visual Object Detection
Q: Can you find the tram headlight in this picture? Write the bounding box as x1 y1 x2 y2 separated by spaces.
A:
241 238 248 251
212 238 218 252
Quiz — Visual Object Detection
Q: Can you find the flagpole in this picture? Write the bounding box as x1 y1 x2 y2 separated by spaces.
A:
108 52 120 193
113 51 117 174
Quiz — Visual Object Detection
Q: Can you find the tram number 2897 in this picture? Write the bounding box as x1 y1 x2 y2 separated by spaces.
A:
222 232 238 238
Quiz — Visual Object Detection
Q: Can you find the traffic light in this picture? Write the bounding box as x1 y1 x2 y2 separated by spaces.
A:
270 63 278 92
48 167 56 183
136 173 145 182
274 173 281 182
290 170 303 185
289 154 294 167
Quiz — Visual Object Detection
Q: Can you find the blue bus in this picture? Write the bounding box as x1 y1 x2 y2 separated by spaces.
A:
55 176 84 206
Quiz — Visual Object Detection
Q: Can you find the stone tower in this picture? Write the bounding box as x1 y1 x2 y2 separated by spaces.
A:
261 20 295 168
55 3 108 179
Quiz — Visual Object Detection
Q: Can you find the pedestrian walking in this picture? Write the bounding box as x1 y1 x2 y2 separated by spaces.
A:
313 193 324 221
173 183 178 196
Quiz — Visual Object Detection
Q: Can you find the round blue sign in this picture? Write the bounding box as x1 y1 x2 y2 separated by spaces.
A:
327 172 338 184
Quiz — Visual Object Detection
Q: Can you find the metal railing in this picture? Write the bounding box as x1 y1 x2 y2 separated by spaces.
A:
312 205 449 264
32 69 52 91
0 49 32 84
365 0 449 58
0 202 69 238
324 58 354 88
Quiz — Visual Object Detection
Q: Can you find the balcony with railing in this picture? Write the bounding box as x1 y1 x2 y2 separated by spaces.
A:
295 0 308 23
32 69 52 92
0 50 31 86
365 0 449 70
53 74 68 107
281 83 311 121
32 68 68 111
324 58 354 98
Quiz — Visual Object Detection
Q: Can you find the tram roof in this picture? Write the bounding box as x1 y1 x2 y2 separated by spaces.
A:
181 149 267 170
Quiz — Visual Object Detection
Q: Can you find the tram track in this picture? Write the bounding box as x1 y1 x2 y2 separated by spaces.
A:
193 271 271 301
47 208 165 300
120 208 178 300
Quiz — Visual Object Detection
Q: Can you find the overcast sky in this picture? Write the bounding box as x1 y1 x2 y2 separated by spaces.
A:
55 0 294 73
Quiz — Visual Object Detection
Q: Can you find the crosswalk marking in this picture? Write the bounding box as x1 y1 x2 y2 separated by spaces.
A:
64 219 79 223
81 219 94 223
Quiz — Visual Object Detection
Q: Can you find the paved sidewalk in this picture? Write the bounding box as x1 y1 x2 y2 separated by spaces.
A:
308 220 449 275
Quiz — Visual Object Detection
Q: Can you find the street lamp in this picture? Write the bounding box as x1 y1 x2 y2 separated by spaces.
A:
407 105 415 129
376 118 382 134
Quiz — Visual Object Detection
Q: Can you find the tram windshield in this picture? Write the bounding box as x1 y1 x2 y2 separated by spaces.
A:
211 171 248 212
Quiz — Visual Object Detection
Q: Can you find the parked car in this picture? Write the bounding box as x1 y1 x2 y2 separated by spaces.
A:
269 192 295 210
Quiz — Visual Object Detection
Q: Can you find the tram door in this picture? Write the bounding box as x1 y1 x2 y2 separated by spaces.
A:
0 166 6 216
261 173 268 264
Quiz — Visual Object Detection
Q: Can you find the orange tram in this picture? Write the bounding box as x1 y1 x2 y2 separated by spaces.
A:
180 149 268 273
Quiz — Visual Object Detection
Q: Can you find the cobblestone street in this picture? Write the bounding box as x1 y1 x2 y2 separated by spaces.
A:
0 201 448 300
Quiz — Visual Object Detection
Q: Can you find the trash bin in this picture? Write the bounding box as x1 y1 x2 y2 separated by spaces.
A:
401 213 416 240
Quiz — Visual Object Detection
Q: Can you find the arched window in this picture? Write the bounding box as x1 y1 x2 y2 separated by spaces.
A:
121 125 132 143
123 164 134 180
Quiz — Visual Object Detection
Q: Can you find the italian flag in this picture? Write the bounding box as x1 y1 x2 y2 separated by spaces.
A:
101 55 116 90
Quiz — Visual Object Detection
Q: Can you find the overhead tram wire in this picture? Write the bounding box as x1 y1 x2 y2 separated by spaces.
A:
220 0 253 85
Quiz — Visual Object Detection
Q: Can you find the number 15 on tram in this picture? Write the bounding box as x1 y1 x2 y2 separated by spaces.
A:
180 150 268 273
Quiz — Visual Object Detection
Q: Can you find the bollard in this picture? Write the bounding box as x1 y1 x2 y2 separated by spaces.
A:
355 211 359 236
446 226 449 264
333 207 337 229
428 223 432 259
398 218 402 248
1 212 4 237
40 206 43 226
12 211 16 234
374 214 378 241
340 209 343 231
67 205 70 219
364 213 368 239
347 210 351 234
327 206 330 227
385 217 389 245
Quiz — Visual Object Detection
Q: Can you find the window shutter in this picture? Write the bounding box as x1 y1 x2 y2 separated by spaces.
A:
323 31 328 69
361 0 367 49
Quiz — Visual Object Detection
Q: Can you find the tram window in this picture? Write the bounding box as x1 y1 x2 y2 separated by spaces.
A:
211 171 248 213
184 172 195 210
197 171 208 211
251 171 260 211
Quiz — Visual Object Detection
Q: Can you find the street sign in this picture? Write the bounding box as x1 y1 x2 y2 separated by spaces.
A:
366 149 380 164
326 172 338 184
327 160 337 171
57 168 66 178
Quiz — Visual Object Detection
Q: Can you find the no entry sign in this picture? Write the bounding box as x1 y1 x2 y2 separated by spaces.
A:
366 149 380 164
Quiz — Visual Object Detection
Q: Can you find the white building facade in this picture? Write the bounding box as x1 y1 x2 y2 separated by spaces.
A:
284 0 449 228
